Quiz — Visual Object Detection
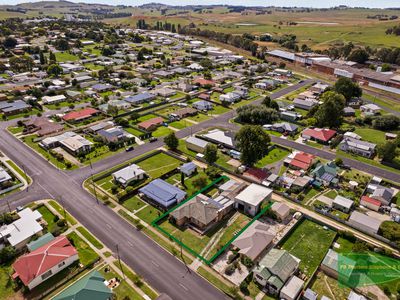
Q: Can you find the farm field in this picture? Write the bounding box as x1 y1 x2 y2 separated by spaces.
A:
105 8 400 49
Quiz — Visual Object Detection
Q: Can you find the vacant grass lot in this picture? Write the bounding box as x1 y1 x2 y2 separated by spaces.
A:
310 271 351 300
280 219 336 277
354 128 388 145
137 152 181 178
151 126 173 138
255 147 290 168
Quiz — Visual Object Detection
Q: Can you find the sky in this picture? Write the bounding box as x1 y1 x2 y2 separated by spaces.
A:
2 0 400 8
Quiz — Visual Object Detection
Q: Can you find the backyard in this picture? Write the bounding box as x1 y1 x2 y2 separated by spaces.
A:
280 219 336 277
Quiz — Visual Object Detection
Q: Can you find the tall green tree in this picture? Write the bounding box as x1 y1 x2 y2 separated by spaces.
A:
314 91 346 128
204 144 218 164
164 132 179 150
334 77 362 101
377 141 397 162
235 125 271 166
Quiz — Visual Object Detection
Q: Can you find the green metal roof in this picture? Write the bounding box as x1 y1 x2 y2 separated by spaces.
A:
267 275 284 290
27 233 55 251
53 270 112 300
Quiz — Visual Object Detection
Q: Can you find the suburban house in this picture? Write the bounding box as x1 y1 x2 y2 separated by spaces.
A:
280 276 304 300
348 211 382 234
370 185 394 205
269 123 298 135
169 193 233 234
21 117 64 136
231 220 274 261
62 107 100 123
193 78 215 87
201 129 235 149
112 164 146 187
0 208 43 250
339 137 376 158
302 128 337 144
42 95 66 105
169 107 197 120
234 184 273 216
280 111 302 122
180 162 197 177
219 92 241 103
124 92 156 105
40 132 93 155
360 103 381 115
185 136 209 153
139 179 187 209
0 100 31 116
53 270 112 300
12 236 79 290
360 196 381 211
253 249 300 296
311 162 339 187
192 100 213 111
137 117 164 131
154 87 176 98
97 127 133 144
332 195 354 213
286 152 315 171
59 134 93 155
293 98 318 111
0 167 12 188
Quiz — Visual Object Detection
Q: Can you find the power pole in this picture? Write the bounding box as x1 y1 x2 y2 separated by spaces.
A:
115 244 126 280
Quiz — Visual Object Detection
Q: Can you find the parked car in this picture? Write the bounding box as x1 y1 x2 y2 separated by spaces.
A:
149 137 158 143
125 146 134 152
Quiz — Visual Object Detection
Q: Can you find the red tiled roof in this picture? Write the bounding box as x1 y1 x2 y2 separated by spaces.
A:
302 128 336 142
361 196 382 207
62 108 99 121
193 78 215 86
138 117 164 130
289 159 309 170
244 168 269 182
198 93 210 100
12 236 77 286
289 152 315 170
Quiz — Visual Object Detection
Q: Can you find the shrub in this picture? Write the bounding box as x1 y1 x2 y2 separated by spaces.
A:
224 264 236 275
241 255 254 269
239 281 249 295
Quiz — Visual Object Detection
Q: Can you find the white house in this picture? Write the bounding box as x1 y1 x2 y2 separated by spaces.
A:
112 164 146 187
42 95 67 105
0 208 43 250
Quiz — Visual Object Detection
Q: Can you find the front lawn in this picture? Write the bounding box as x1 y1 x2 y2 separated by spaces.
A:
67 232 99 267
122 195 147 212
48 200 77 225
37 205 57 231
0 263 19 299
169 119 190 130
280 219 336 277
151 126 173 137
135 204 162 225
76 226 104 250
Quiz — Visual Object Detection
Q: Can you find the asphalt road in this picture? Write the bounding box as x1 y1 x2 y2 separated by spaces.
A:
1 78 399 299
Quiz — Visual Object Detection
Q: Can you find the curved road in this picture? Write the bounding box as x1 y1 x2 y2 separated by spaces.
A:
1 78 399 299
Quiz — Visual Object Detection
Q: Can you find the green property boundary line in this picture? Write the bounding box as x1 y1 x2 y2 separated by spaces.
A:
151 175 273 265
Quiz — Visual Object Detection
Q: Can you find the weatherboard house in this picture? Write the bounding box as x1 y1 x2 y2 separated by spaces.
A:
139 179 187 209
12 236 78 290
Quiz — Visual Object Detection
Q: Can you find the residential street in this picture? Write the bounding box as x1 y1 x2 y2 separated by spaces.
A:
0 78 399 299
